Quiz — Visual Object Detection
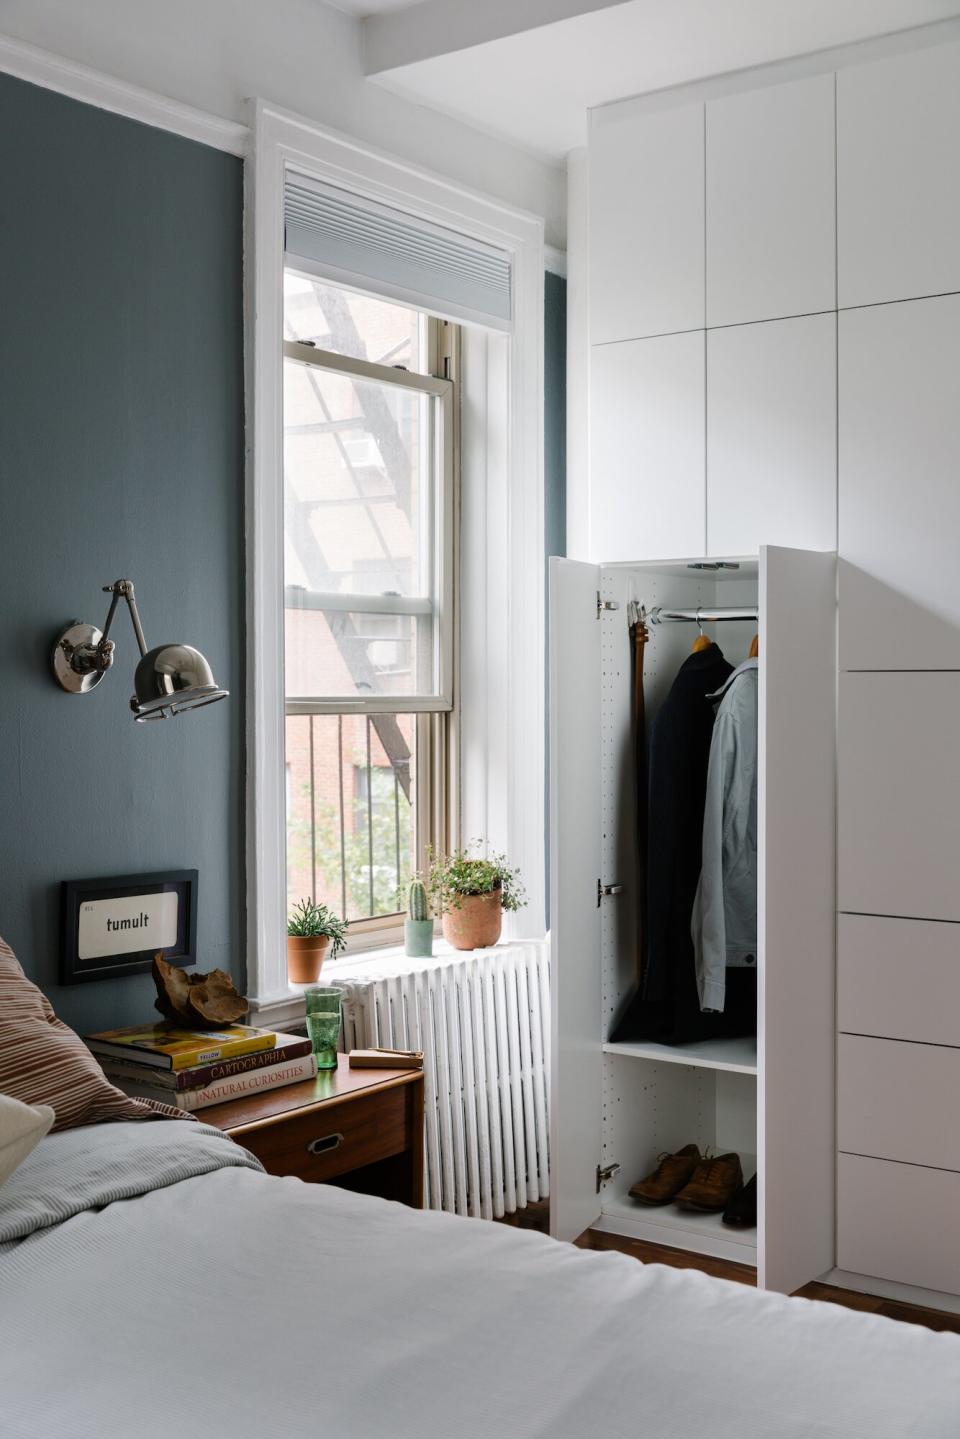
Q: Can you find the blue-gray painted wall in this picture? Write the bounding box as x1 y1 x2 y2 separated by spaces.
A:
0 73 245 1031
544 269 567 927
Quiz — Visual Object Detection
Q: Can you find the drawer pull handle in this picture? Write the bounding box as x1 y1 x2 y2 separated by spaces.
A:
307 1132 344 1156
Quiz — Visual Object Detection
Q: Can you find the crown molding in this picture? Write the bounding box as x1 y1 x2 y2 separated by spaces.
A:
545 244 567 277
0 31 248 155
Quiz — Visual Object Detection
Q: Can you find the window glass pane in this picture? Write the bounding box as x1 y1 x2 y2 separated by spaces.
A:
284 271 425 372
286 713 417 923
285 604 434 701
283 357 433 601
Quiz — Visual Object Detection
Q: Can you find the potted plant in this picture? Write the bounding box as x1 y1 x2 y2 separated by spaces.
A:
426 844 526 951
287 899 348 985
404 877 434 958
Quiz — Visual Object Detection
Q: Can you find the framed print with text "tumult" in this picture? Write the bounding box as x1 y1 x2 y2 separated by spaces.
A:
60 870 198 984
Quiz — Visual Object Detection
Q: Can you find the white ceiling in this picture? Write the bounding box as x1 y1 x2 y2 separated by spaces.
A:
328 0 417 13
362 0 960 158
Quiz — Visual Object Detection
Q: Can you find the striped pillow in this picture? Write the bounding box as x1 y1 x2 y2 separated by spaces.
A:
0 935 191 1131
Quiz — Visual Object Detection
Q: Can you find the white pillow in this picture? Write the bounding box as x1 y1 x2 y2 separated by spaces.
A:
0 1092 55 1186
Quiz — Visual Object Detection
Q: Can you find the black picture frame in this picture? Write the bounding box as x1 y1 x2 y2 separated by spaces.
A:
60 870 198 984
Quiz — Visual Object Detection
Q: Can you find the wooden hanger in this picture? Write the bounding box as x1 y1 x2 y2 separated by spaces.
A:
748 634 759 658
691 616 711 654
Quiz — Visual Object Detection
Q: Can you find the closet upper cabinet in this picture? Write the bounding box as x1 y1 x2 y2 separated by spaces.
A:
706 73 835 328
707 313 836 557
590 331 705 561
838 294 960 670
589 102 704 344
838 41 960 308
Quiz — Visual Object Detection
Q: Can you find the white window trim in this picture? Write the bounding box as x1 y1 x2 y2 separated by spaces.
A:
246 100 546 1024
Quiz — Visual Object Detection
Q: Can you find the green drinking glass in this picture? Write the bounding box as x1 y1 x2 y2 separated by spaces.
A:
305 986 343 1071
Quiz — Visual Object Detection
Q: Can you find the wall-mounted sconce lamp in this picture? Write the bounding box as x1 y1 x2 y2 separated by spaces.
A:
52 579 229 721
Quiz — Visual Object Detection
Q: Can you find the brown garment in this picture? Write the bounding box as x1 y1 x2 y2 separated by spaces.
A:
631 614 649 983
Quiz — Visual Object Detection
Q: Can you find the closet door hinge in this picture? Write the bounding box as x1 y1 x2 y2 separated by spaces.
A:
597 879 624 907
596 1162 621 1192
597 592 619 619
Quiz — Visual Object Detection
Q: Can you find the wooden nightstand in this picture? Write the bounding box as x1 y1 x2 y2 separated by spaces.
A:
203 1055 424 1208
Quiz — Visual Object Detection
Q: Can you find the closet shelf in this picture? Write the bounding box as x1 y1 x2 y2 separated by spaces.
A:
599 1193 758 1262
602 1035 758 1075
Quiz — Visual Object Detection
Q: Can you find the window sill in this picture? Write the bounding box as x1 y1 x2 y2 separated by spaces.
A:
247 935 547 1031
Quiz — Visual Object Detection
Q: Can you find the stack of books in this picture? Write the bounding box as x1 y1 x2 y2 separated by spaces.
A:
85 1023 317 1112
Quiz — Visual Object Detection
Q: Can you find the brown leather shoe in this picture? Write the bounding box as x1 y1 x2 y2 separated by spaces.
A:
629 1144 701 1205
675 1152 743 1212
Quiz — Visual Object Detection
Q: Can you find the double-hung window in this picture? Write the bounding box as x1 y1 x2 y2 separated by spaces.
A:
282 272 457 948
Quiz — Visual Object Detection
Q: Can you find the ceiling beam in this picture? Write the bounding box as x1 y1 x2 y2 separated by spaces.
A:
363 0 628 76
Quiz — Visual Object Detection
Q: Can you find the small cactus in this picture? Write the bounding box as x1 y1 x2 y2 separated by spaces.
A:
407 878 430 922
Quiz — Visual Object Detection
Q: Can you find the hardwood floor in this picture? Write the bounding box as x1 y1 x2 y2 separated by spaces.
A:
576 1232 960 1335
497 1203 960 1335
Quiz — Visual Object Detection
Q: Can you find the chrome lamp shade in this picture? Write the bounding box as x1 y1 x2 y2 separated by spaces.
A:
132 644 228 721
52 579 228 722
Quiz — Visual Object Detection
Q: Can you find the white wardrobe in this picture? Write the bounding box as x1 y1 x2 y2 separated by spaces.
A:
556 32 960 1302
550 550 835 1295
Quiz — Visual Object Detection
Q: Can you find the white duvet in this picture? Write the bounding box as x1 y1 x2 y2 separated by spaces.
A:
1 1122 958 1438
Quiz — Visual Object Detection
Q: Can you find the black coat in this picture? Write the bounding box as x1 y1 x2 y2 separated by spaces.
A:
612 642 755 1043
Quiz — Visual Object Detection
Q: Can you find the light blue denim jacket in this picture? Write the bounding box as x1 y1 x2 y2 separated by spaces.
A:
691 658 758 1013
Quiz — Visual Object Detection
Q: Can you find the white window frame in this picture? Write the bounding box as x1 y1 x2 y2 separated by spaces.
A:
247 100 545 1027
282 337 455 713
282 317 457 951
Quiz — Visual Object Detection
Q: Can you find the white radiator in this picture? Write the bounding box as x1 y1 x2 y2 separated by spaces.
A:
338 941 550 1219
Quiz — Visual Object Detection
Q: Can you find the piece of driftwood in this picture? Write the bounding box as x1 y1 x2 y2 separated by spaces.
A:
152 954 248 1029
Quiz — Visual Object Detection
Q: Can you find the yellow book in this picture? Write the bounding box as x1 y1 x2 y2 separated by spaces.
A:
84 1023 276 1071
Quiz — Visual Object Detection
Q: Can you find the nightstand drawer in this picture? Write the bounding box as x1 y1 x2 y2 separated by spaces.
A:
237 1083 413 1183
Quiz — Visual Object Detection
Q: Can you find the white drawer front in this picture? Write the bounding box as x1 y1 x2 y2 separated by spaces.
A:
838 1153 960 1294
839 1033 960 1171
838 673 960 922
839 914 960 1048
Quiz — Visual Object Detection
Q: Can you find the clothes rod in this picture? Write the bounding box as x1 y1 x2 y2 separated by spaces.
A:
647 606 758 624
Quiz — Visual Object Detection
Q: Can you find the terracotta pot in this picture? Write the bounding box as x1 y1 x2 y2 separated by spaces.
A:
442 889 503 951
287 935 330 985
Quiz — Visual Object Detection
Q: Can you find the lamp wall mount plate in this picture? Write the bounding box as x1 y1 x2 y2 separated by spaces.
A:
52 621 114 693
51 579 227 722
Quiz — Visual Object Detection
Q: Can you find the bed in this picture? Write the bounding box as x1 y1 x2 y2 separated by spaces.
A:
1 1120 959 1438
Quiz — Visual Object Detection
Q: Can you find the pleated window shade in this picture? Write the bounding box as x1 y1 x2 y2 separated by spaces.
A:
284 174 513 330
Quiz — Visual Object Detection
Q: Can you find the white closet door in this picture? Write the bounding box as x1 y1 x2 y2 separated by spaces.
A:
590 331 705 562
838 41 960 308
838 295 960 670
549 558 603 1241
758 545 837 1294
839 672 960 923
589 102 704 345
707 314 836 557
706 73 835 327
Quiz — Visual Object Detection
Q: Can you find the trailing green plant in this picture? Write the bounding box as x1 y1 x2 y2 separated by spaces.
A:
406 877 431 922
287 898 349 958
425 843 526 916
